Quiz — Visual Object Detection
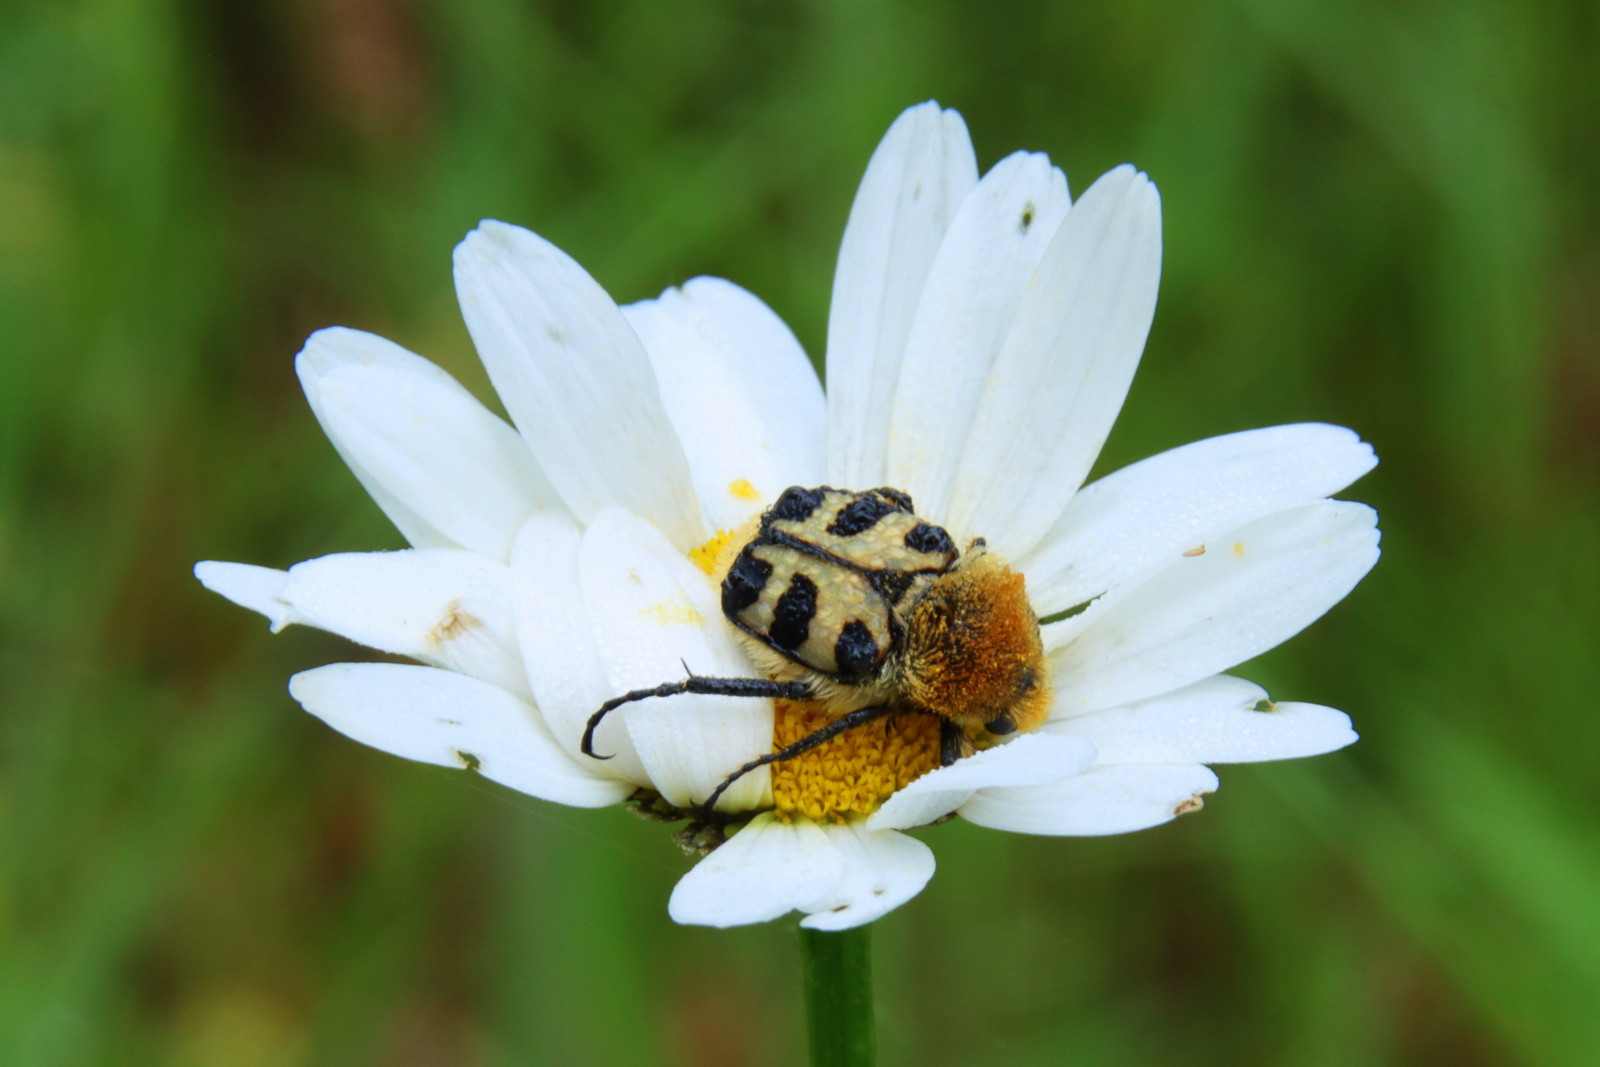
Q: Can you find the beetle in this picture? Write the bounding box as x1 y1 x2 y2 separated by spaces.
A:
582 486 1050 815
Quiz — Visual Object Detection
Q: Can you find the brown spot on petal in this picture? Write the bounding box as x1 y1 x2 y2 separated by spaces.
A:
428 600 476 647
1174 794 1206 816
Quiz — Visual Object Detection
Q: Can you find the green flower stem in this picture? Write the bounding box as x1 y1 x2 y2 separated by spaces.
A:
800 924 875 1067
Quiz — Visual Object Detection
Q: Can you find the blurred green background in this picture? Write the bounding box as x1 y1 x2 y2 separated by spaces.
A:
3 0 1597 1063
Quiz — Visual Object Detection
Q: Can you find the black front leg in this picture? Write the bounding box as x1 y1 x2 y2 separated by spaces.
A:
582 674 815 758
939 719 965 767
697 703 896 817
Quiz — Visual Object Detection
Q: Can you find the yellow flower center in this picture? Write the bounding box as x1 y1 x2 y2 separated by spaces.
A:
769 700 941 822
689 528 740 576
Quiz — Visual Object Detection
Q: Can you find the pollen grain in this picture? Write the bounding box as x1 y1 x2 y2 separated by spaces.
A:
728 477 762 502
638 601 704 627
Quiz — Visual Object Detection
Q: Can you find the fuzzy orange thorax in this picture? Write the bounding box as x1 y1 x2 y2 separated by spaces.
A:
898 551 1050 735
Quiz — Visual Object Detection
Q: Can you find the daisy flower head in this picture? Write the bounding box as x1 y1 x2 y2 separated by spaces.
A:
197 101 1379 931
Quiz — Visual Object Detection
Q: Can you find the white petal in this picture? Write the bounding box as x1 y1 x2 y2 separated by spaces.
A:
578 508 771 811
195 554 526 698
826 102 978 487
623 277 825 532
274 549 527 699
296 327 556 561
885 151 1071 521
290 663 631 808
669 814 844 927
1024 424 1378 617
797 823 936 931
667 815 936 930
866 733 1096 832
961 763 1218 836
194 561 294 630
946 166 1162 560
453 222 703 548
1049 501 1380 714
1048 675 1358 763
510 510 650 785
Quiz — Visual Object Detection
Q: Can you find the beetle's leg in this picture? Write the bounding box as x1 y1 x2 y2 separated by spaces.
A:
696 704 895 817
939 719 965 767
582 675 815 759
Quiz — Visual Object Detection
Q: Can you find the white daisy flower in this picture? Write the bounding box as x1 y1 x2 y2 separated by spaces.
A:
196 101 1379 931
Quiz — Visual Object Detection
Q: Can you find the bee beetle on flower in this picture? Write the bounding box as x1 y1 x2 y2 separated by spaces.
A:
196 100 1379 930
583 485 1050 815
